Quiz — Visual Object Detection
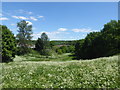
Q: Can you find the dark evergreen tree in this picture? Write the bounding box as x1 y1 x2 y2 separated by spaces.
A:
41 32 50 49
35 38 44 52
1 25 16 62
35 32 50 56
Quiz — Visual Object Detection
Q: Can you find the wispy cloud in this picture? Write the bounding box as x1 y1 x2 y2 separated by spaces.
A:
32 29 69 40
38 16 44 18
30 16 38 21
58 28 67 31
72 28 97 32
3 9 44 21
12 16 28 20
12 16 38 21
0 17 9 20
10 21 32 26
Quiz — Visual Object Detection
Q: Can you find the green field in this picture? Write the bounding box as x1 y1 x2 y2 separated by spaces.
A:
1 53 119 88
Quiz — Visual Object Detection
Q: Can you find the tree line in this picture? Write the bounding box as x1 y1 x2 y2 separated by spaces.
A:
75 20 120 59
1 20 120 62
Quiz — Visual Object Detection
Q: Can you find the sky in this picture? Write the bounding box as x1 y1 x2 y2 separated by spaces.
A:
2 0 119 2
1 2 118 40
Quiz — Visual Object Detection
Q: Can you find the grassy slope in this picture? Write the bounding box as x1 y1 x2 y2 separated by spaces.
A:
1 53 119 88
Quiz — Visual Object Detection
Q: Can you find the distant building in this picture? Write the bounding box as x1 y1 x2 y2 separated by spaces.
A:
17 44 35 48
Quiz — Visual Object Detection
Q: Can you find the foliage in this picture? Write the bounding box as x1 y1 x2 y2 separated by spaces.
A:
0 25 1 62
41 32 50 49
75 20 120 59
67 45 75 53
56 49 63 54
41 49 53 57
55 45 75 54
50 40 77 46
16 20 33 55
1 54 119 88
35 38 43 52
75 39 85 59
1 25 16 62
35 32 50 56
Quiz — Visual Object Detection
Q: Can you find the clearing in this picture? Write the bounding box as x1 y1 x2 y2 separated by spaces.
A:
1 53 119 88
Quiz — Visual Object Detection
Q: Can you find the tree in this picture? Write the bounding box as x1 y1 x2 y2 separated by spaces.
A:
35 38 44 52
0 25 2 62
68 45 75 53
75 20 120 59
100 20 120 56
16 20 33 55
35 32 50 56
41 32 50 49
1 25 16 62
75 39 85 59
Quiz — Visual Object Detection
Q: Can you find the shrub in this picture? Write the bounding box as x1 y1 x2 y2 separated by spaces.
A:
56 49 63 54
41 49 54 57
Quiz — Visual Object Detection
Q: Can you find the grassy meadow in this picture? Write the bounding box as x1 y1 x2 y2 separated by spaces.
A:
1 53 119 88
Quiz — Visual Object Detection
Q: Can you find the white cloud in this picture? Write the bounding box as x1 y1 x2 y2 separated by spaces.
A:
0 17 9 20
12 16 38 21
30 16 37 21
26 21 32 25
10 21 32 26
38 16 44 18
32 30 70 40
12 16 19 19
32 31 60 38
58 28 67 31
72 28 97 32
12 16 28 20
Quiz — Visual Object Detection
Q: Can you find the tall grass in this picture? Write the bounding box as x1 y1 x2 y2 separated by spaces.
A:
1 54 119 88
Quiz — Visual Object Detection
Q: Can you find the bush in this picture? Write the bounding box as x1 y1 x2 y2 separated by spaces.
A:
16 47 32 55
56 49 63 54
68 45 75 53
1 25 16 62
41 49 55 57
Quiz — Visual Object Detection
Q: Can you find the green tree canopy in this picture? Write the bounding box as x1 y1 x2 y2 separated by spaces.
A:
1 25 16 62
41 32 50 49
35 32 50 56
16 20 33 55
35 38 44 51
75 20 120 59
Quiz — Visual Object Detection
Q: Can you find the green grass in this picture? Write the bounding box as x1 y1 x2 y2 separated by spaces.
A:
1 53 119 88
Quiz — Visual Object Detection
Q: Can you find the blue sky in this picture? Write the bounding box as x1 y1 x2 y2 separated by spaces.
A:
1 2 118 40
